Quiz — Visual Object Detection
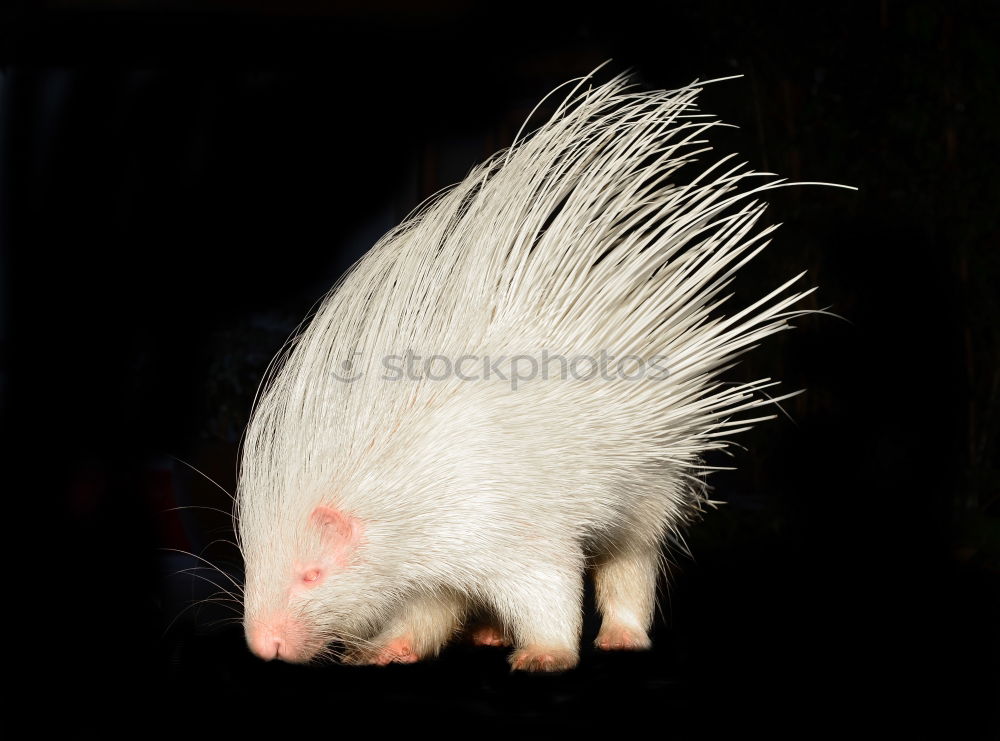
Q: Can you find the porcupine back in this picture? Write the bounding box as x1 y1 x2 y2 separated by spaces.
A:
236 70 824 586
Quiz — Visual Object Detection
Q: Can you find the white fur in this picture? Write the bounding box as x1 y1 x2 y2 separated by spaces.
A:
236 69 846 669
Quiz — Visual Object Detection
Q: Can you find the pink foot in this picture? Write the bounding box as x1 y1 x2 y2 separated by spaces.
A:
469 625 510 647
594 624 652 651
508 646 578 673
350 635 420 666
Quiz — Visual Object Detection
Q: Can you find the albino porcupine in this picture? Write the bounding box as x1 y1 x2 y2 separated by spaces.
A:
236 69 846 672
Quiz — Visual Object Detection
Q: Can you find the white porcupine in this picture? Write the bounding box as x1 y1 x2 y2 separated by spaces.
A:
236 69 843 671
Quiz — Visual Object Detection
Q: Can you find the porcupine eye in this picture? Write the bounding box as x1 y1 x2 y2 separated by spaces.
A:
302 568 322 585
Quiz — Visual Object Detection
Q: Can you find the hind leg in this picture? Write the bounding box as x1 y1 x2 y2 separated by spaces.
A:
593 541 661 650
487 549 585 672
347 591 465 665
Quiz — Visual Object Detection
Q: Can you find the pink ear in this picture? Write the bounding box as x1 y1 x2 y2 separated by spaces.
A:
310 505 359 545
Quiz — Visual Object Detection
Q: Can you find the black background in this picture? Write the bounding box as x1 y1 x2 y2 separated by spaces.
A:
4 1 998 736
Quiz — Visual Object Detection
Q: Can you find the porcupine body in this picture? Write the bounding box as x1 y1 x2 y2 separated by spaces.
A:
237 70 830 671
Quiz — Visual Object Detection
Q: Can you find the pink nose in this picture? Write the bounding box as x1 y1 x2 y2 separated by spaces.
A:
247 626 286 661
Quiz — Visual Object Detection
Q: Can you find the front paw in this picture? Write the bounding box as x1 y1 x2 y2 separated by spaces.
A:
467 624 511 647
345 635 421 666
